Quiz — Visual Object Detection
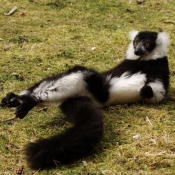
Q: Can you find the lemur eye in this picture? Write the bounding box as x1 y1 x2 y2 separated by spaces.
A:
145 43 150 47
133 42 138 47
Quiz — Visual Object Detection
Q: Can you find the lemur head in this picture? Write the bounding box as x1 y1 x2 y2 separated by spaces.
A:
126 30 169 60
132 31 157 56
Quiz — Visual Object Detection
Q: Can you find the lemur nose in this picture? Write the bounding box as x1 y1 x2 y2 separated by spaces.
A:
134 50 139 55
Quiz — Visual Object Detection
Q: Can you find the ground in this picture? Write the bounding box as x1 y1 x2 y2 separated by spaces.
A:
1 0 175 174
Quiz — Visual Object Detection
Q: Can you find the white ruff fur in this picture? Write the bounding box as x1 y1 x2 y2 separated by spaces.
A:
126 30 169 61
28 72 89 107
106 72 146 104
129 30 139 40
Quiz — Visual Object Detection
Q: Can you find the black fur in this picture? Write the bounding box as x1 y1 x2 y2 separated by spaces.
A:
140 85 153 99
25 97 103 170
85 72 110 103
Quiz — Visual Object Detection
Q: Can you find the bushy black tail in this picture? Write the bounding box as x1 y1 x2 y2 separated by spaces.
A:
25 97 103 170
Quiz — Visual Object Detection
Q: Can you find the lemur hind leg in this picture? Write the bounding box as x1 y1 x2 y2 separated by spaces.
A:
25 97 104 170
28 65 109 106
1 66 109 119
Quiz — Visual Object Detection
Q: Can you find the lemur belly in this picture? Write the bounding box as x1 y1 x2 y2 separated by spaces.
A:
106 72 146 105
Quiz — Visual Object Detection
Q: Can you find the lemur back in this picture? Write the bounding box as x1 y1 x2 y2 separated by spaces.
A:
1 30 170 170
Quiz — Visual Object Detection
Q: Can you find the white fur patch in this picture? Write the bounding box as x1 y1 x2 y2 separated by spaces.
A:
106 72 146 104
19 90 30 96
32 72 89 107
144 80 165 103
156 32 170 48
126 42 140 60
129 30 139 40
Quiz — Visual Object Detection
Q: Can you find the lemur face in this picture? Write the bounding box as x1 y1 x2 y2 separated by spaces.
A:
133 31 158 56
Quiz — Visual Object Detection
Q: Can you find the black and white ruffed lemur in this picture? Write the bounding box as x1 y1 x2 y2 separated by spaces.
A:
1 30 170 170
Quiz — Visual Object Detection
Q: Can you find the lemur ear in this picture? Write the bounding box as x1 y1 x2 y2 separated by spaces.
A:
129 30 139 40
156 32 170 48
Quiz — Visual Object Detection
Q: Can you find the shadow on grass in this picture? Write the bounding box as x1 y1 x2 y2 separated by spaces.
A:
29 100 175 171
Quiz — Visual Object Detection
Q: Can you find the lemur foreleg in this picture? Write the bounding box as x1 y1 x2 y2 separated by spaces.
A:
140 80 166 103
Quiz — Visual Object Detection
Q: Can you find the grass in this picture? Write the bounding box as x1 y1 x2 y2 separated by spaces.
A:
1 0 175 174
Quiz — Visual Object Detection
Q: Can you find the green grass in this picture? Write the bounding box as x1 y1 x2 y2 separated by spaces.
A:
1 0 175 174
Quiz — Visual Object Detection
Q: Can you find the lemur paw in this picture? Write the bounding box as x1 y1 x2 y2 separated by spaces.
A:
140 85 153 99
1 92 20 107
15 102 30 119
15 96 37 119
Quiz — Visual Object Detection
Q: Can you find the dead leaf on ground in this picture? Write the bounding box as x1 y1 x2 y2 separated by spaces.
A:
14 166 24 175
163 20 175 24
4 6 17 16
